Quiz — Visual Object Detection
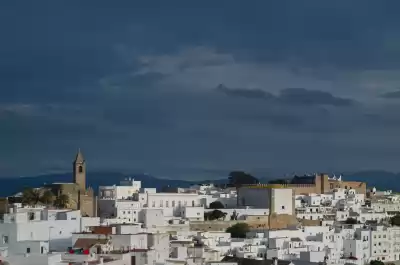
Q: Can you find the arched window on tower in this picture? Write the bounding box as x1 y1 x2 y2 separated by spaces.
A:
78 166 83 173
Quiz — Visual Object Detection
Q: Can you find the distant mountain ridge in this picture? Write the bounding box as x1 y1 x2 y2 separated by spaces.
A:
342 170 400 191
0 170 397 197
0 172 227 197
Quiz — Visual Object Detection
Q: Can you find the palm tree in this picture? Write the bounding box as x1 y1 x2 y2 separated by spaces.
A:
21 188 41 206
54 194 69 209
39 189 55 206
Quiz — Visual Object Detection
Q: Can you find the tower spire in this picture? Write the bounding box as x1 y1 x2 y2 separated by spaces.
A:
75 148 84 163
73 149 86 191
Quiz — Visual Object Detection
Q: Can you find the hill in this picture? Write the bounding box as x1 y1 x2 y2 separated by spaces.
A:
0 172 206 197
0 170 397 197
344 170 400 191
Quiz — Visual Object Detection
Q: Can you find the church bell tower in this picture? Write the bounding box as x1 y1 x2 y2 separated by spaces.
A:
73 149 86 191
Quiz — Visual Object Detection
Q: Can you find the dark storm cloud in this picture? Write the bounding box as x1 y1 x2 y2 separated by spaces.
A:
216 85 354 107
278 88 354 106
2 1 400 177
215 84 274 100
380 90 400 99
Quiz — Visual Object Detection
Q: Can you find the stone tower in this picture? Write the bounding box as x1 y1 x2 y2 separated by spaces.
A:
73 149 86 191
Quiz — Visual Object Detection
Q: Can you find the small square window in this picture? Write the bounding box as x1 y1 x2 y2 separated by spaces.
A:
281 206 285 210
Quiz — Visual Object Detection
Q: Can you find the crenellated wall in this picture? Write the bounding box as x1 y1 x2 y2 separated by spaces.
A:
242 174 366 196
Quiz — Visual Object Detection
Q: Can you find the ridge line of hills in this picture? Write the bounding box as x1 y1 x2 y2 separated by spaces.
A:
0 170 398 197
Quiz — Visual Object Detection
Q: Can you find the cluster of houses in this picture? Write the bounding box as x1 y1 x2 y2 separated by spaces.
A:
0 152 399 265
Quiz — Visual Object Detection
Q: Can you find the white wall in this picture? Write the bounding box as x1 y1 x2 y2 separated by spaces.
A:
181 206 204 221
140 209 165 227
99 179 142 200
271 189 293 215
238 187 293 214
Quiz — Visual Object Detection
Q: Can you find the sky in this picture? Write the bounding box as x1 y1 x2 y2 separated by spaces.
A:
2 1 400 179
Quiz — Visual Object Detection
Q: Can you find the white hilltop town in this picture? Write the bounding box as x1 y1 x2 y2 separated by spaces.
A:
0 151 399 265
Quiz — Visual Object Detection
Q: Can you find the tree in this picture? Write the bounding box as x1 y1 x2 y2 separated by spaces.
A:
345 217 358 224
370 260 384 265
205 210 227 221
391 215 400 226
209 201 225 209
40 190 55 206
21 188 42 206
54 194 69 208
228 171 259 186
268 179 289 184
226 223 250 238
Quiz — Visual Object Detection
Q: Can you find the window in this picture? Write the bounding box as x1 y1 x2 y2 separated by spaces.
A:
128 211 130 214
41 246 44 254
383 235 386 238
123 211 125 214
78 166 83 173
2 236 8 244
172 201 175 207
192 200 195 207
27 248 31 254
166 201 169 207
197 213 200 216
281 206 285 210
152 201 155 207
160 200 163 207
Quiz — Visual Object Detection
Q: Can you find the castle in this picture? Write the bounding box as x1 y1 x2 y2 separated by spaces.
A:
243 173 366 195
